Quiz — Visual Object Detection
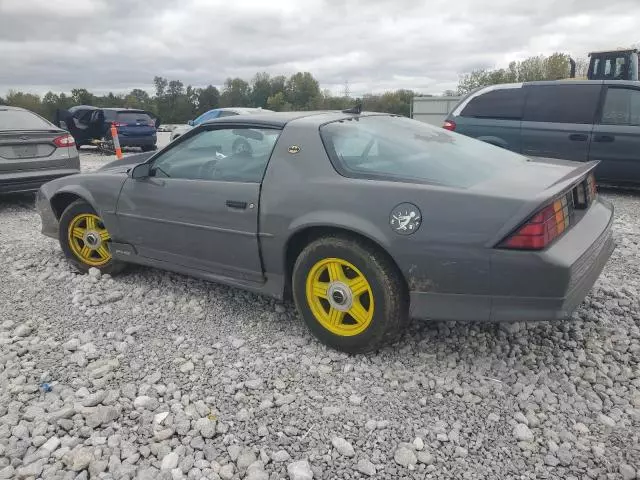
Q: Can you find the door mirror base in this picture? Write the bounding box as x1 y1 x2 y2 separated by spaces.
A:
131 163 151 179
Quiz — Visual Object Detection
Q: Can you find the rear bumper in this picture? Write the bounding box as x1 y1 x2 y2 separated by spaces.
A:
0 169 80 195
410 198 615 322
118 135 156 147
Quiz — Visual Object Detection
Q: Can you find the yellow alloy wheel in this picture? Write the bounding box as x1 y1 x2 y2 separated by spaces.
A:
305 257 375 336
67 213 112 267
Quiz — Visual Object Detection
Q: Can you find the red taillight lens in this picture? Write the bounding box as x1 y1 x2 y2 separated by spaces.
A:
112 122 127 127
53 134 75 147
500 195 573 250
443 120 456 131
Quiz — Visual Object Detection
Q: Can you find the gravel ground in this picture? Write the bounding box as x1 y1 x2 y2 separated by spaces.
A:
1 137 639 479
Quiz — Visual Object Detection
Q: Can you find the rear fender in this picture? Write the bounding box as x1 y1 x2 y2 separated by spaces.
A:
486 161 600 248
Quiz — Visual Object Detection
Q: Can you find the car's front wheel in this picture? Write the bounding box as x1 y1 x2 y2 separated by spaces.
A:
59 200 125 275
292 235 409 353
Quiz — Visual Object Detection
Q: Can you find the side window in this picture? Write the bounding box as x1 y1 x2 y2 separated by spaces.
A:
601 88 640 126
195 110 219 125
460 88 525 119
151 127 281 183
523 84 601 124
217 111 238 118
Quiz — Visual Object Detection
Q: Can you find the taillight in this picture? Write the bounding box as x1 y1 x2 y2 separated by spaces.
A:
443 120 456 131
112 122 127 127
500 194 573 250
53 134 75 147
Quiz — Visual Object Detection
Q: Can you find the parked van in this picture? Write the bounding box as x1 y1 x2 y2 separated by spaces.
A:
444 80 640 185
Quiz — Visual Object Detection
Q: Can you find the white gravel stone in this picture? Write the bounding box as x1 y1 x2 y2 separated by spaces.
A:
271 450 291 462
356 459 376 476
513 423 534 442
162 452 180 470
620 464 637 480
287 460 313 480
331 437 355 457
394 446 417 467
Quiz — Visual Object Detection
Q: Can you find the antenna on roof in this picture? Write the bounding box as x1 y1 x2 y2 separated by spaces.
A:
342 98 362 115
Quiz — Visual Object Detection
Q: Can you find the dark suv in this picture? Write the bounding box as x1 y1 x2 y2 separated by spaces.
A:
56 106 158 152
444 80 640 185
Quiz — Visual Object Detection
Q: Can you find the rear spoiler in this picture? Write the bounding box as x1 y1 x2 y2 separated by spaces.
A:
487 160 599 248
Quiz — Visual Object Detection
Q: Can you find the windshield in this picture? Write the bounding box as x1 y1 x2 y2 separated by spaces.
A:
320 115 528 188
0 108 54 130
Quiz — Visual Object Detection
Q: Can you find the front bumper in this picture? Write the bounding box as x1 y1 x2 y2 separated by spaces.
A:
410 197 615 323
35 189 59 239
0 169 79 195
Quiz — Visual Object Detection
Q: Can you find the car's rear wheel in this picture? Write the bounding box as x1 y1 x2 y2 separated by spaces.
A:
59 200 125 275
292 235 409 353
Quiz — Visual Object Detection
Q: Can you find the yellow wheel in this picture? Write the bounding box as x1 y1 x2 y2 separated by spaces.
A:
292 235 408 353
58 200 125 274
305 258 374 337
67 213 112 267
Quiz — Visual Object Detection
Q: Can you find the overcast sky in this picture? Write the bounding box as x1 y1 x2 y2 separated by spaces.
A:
0 0 638 97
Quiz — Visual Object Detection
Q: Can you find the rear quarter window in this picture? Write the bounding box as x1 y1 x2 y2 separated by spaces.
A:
523 84 601 124
460 88 525 119
320 115 528 189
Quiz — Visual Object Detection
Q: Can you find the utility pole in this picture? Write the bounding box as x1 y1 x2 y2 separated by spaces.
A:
343 80 351 98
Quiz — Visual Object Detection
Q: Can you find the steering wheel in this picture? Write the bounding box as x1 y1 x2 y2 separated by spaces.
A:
198 159 219 180
232 138 253 155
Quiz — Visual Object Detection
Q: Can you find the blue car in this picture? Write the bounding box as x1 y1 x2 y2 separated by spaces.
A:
170 107 270 141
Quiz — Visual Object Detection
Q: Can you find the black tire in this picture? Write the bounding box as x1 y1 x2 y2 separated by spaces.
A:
292 235 409 354
58 200 125 275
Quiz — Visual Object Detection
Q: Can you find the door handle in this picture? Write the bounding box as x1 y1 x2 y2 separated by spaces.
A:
594 135 615 143
226 200 247 210
569 133 588 142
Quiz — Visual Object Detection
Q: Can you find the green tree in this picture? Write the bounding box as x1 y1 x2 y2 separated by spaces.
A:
266 92 291 111
71 88 95 105
5 90 43 115
220 78 251 107
285 72 320 110
197 85 220 115
250 72 272 108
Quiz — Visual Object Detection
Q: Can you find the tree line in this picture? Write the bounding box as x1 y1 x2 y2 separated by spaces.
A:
0 72 417 124
0 53 599 123
454 52 589 95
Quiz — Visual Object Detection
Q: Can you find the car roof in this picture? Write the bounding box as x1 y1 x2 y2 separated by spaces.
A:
475 79 640 90
200 110 392 128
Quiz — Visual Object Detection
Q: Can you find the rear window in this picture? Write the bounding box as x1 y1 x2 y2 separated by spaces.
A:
320 115 528 189
116 112 153 124
460 88 525 119
523 84 601 124
0 108 53 130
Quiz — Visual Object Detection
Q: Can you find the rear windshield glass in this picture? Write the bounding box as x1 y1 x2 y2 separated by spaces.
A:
320 115 528 188
0 109 53 130
116 112 153 124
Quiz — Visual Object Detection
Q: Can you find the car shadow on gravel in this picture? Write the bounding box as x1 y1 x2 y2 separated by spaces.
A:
0 192 36 211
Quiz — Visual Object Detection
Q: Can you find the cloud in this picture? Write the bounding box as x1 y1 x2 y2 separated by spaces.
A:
0 0 638 96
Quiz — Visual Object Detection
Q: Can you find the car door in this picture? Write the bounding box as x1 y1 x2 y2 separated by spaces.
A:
589 85 640 184
115 124 283 283
520 83 601 161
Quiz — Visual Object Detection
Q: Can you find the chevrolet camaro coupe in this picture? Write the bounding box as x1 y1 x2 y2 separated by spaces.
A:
36 109 615 353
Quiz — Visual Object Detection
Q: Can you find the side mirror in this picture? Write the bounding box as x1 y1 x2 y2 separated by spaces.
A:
187 120 194 126
131 163 151 179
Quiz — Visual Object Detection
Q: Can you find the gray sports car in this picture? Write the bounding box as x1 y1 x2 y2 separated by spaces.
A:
36 109 615 353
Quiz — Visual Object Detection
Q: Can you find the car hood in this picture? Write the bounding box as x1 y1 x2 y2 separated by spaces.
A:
98 152 154 174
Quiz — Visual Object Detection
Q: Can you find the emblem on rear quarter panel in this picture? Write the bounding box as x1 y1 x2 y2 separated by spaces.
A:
288 145 301 154
390 203 422 235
